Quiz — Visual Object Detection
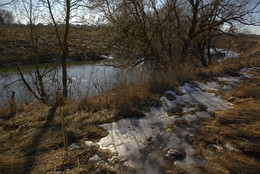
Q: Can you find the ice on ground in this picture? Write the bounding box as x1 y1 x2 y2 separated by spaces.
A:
68 143 82 151
180 83 197 94
241 73 253 79
225 143 240 152
196 81 233 91
183 114 198 122
217 66 257 85
89 154 100 162
217 76 241 85
94 81 234 173
165 90 181 99
174 147 199 170
180 83 232 112
240 67 255 79
85 141 97 147
240 67 254 72
195 67 255 94
196 111 211 119
183 106 196 113
196 81 222 91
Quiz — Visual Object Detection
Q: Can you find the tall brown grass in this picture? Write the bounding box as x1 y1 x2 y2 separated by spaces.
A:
0 38 259 173
192 74 260 173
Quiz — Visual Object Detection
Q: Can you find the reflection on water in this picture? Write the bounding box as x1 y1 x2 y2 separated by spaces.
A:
0 48 239 109
0 61 144 108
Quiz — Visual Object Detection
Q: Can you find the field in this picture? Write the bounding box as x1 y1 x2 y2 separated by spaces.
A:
0 25 115 66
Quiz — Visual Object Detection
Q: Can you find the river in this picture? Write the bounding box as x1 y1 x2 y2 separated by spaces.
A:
0 48 239 109
0 60 144 109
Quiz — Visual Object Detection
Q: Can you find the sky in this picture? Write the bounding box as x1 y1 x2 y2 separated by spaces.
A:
1 0 260 35
245 26 260 35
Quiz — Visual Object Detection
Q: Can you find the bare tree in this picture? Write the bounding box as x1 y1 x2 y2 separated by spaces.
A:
7 0 99 103
0 0 16 25
94 0 183 70
0 0 16 7
0 9 14 25
176 0 260 67
41 0 89 99
14 0 52 103
99 0 259 69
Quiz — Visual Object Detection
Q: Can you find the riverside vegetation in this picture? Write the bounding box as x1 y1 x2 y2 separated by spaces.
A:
1 0 260 173
0 35 260 173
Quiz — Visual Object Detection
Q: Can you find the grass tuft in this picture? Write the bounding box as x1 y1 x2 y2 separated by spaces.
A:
192 74 260 173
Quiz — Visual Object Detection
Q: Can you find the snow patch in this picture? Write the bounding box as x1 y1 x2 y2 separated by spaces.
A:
217 76 241 85
68 143 82 151
96 81 234 172
85 141 97 147
90 67 260 172
225 143 240 152
240 67 255 79
89 155 100 162
182 106 196 113
180 83 232 112
183 114 198 122
196 81 222 91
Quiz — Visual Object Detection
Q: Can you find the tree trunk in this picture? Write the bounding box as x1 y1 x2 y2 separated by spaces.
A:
200 54 208 67
62 0 71 98
180 0 200 65
180 40 189 64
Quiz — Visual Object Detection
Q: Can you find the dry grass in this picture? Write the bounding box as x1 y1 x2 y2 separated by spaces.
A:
197 152 260 173
0 65 189 173
1 37 260 173
0 77 165 173
167 103 185 117
0 101 116 173
192 74 260 173
0 25 115 66
77 81 162 115
196 38 260 80
0 154 26 174
228 76 260 100
0 106 11 118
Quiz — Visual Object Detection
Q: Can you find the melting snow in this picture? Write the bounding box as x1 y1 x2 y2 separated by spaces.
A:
89 154 100 162
217 76 241 85
196 81 222 91
180 83 232 112
85 141 97 147
225 142 240 152
68 143 82 151
95 83 232 172
87 67 255 173
240 67 255 79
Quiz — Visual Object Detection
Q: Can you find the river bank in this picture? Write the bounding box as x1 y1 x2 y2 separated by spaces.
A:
0 25 118 67
0 39 259 173
0 58 144 109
